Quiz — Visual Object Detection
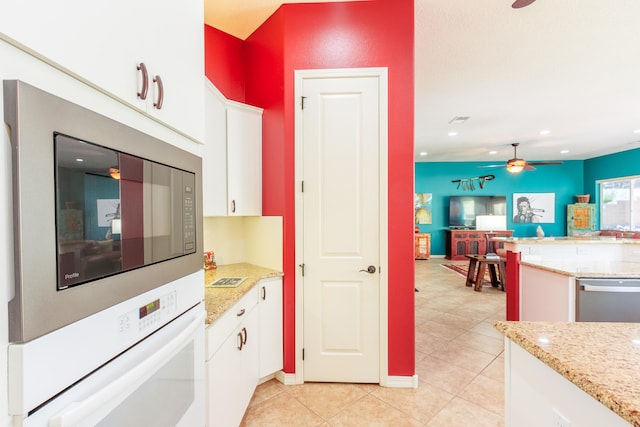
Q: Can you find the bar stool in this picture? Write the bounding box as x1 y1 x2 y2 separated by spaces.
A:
465 254 506 292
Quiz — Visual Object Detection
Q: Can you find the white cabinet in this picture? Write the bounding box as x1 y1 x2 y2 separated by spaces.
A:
203 82 229 216
205 277 283 426
226 102 262 216
207 308 259 427
259 278 283 377
0 0 204 141
203 81 263 216
206 286 259 427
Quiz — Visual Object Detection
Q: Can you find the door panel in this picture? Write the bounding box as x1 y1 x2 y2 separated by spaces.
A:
301 75 380 383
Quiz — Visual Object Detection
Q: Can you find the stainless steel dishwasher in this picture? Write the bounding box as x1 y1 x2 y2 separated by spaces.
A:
576 278 640 322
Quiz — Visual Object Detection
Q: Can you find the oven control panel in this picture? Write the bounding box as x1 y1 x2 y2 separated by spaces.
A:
117 291 177 341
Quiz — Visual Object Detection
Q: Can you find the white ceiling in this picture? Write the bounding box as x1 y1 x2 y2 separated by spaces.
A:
205 0 640 165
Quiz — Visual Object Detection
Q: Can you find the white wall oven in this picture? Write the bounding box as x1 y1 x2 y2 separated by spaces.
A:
4 80 205 426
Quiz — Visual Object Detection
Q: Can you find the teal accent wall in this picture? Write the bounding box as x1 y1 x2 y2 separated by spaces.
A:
415 160 584 256
584 147 640 197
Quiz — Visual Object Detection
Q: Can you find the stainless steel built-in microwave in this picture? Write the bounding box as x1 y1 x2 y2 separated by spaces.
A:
4 80 203 343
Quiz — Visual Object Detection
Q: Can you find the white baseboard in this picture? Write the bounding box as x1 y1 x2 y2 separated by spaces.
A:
267 372 418 388
382 374 419 388
275 370 299 385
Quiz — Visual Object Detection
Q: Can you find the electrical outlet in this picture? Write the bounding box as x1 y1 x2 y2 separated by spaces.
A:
552 408 572 427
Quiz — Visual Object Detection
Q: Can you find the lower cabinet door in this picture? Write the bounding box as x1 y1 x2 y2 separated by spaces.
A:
206 307 259 427
259 278 283 378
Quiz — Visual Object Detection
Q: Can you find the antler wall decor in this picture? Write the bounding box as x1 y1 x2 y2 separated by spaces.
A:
451 174 495 191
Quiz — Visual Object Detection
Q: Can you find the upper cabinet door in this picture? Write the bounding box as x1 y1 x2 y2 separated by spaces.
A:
226 102 262 216
0 0 204 142
202 81 263 217
202 81 229 216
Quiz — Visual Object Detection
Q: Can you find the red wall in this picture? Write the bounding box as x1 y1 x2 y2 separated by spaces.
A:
204 25 246 102
204 0 415 377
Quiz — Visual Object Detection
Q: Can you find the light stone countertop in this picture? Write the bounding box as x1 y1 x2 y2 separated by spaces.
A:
520 259 640 278
203 263 283 325
495 321 640 427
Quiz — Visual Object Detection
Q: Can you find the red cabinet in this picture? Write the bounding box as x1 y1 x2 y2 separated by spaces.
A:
445 229 513 260
415 233 430 260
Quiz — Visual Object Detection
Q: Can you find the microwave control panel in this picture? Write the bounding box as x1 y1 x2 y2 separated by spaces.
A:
182 171 196 253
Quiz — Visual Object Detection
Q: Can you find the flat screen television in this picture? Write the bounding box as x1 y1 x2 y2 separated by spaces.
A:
448 195 507 229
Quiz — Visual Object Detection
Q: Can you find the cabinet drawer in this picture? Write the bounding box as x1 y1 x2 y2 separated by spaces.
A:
205 285 258 360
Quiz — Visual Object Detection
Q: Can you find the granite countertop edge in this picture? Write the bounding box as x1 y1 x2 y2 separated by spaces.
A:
501 237 640 244
203 263 284 325
494 321 640 427
519 260 640 278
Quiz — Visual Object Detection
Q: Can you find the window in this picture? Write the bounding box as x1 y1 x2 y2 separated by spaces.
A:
599 176 640 231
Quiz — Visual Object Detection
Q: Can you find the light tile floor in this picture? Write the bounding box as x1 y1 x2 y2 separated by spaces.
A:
241 258 506 426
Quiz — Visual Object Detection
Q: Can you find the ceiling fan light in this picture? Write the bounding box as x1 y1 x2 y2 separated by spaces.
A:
109 167 121 180
506 159 526 174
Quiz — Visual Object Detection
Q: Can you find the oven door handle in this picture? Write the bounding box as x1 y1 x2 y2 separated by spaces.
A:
581 284 640 293
48 309 205 427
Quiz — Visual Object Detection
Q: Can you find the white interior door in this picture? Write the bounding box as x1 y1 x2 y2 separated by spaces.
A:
299 72 382 383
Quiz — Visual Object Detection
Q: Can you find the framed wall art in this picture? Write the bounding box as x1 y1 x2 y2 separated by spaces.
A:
512 193 555 224
415 193 432 224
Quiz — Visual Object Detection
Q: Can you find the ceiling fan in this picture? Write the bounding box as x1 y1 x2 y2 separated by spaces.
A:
480 143 563 174
512 0 537 8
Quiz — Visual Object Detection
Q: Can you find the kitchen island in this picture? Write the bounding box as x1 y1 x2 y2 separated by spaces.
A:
518 258 640 321
495 321 640 427
500 236 640 263
494 236 640 320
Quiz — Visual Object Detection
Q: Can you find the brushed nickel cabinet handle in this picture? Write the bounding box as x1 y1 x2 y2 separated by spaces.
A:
261 286 266 300
242 327 248 345
153 75 164 109
237 331 243 350
137 63 148 100
231 200 236 213
237 308 246 317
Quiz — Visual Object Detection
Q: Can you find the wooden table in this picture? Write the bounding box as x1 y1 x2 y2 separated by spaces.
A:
465 254 506 292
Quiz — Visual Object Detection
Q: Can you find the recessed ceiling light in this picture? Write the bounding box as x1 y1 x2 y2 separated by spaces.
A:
419 152 427 156
448 131 457 137
539 129 550 135
489 150 497 155
560 149 569 154
448 116 469 124
75 158 84 162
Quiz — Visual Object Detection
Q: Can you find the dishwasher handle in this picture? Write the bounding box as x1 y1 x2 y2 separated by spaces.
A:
580 284 640 293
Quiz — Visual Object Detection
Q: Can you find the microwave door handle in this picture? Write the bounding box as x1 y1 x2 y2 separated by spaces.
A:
581 284 640 293
48 310 205 427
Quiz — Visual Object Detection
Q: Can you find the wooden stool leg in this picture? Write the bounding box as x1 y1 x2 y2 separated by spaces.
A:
488 264 499 287
498 260 507 291
466 258 477 287
474 263 487 292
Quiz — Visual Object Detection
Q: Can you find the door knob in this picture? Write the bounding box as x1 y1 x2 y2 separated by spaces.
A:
359 265 376 274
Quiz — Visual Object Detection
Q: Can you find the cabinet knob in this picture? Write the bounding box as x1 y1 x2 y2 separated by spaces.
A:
137 63 148 100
